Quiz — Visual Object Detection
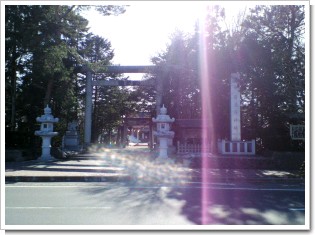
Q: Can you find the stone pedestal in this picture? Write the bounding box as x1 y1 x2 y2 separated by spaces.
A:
157 134 170 159
42 136 52 160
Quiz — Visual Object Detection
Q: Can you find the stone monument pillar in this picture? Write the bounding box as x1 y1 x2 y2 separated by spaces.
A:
231 72 241 141
152 105 175 162
35 105 59 161
62 121 81 151
217 73 256 155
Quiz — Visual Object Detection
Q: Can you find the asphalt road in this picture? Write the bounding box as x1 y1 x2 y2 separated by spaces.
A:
5 180 305 227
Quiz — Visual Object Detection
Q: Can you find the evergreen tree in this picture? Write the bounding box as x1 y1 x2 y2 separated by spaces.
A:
239 5 305 150
5 5 127 148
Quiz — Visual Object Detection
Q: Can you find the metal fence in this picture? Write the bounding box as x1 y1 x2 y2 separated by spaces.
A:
177 142 209 154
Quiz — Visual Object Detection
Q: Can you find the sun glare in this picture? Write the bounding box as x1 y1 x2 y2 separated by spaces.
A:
198 5 216 225
88 145 193 186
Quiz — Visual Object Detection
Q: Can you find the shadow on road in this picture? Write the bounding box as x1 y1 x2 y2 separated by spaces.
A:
80 179 305 225
167 184 305 225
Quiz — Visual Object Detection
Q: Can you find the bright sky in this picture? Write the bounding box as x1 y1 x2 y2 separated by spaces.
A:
81 2 251 78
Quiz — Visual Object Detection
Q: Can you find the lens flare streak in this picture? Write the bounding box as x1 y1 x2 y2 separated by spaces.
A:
198 5 215 225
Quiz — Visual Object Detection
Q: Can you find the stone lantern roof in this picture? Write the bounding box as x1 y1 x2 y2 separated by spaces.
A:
160 104 167 115
152 105 175 123
44 105 52 115
36 105 59 123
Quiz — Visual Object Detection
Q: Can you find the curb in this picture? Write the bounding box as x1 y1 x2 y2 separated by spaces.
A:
5 175 132 183
190 177 304 183
5 175 304 183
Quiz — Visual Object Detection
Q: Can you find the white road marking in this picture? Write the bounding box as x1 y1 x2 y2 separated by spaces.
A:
189 182 235 186
5 185 107 188
289 208 305 211
6 206 112 209
5 184 304 191
200 187 305 192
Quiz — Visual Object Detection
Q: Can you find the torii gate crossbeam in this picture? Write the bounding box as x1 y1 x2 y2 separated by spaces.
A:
84 65 158 146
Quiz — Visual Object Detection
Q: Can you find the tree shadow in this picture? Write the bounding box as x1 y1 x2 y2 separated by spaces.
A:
77 175 305 225
79 182 171 225
167 182 305 225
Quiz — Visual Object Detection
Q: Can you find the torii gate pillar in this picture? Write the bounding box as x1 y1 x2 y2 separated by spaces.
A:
84 70 93 146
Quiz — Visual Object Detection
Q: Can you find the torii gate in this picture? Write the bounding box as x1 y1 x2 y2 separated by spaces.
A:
83 65 160 146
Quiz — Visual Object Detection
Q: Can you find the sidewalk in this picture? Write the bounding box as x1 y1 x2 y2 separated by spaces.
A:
5 157 131 182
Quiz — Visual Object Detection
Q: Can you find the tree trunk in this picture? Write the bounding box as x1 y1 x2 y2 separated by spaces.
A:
10 47 18 131
155 76 163 115
10 70 17 131
44 78 54 106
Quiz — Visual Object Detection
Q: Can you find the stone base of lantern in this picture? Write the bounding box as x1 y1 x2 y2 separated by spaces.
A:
37 136 57 162
155 157 175 164
39 152 55 161
156 137 170 158
155 137 174 164
38 148 56 161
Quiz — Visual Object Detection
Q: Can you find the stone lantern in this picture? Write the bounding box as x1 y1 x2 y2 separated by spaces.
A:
35 105 59 161
152 105 175 161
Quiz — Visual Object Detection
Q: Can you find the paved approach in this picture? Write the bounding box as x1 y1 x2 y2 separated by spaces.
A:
5 146 303 184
